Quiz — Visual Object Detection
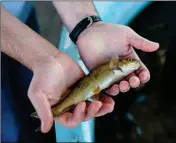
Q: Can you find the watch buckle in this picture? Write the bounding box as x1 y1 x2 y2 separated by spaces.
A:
87 16 93 27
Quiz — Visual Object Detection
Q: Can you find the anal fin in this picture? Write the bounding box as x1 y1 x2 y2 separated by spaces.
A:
91 93 101 101
88 86 101 102
89 89 113 102
89 92 104 102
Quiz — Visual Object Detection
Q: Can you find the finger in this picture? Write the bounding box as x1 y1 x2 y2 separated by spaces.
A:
135 62 150 83
55 112 77 128
84 101 102 121
129 76 140 88
106 84 120 96
55 102 86 128
124 48 150 84
96 95 115 117
119 80 130 92
28 89 53 133
125 72 136 80
127 27 159 52
72 102 86 123
125 72 140 88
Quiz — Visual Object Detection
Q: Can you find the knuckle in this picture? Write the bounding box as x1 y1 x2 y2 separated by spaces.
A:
118 24 130 30
123 25 132 32
126 26 132 31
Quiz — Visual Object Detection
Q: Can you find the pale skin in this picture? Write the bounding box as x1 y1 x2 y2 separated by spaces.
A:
1 1 159 133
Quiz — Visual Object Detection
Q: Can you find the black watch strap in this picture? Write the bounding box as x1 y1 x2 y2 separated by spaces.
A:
69 15 102 44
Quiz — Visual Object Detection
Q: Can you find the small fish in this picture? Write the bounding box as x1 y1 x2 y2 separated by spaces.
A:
31 57 140 121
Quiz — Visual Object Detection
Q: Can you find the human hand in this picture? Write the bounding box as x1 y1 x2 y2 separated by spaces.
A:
76 22 159 103
29 52 115 133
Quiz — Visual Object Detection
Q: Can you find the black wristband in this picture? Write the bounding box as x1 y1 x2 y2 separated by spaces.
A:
69 15 102 44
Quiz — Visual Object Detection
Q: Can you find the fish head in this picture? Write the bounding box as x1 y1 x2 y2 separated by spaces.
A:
111 58 141 73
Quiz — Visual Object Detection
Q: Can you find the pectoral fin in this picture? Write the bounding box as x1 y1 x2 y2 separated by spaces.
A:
92 86 100 94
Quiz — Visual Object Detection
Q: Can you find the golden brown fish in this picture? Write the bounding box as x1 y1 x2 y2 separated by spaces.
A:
31 57 141 121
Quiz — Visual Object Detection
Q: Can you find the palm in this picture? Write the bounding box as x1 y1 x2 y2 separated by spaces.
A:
28 54 86 132
28 59 69 132
76 22 159 94
28 53 115 133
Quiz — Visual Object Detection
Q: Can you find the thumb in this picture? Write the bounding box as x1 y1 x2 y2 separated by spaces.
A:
127 27 159 52
28 78 53 133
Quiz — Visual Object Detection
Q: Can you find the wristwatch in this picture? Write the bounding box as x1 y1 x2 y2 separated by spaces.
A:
69 15 102 44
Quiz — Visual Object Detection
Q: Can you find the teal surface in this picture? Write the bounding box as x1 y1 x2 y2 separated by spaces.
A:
93 1 151 24
2 2 32 22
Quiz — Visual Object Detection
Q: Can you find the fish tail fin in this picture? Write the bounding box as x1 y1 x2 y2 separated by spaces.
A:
35 126 41 132
30 112 39 119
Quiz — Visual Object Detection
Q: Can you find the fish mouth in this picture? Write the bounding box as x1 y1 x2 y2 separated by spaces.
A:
130 62 141 71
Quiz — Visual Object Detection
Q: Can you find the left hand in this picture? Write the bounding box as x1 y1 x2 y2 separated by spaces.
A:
76 22 159 119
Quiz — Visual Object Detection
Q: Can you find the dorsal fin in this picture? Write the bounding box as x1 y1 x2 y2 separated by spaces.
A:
109 55 119 69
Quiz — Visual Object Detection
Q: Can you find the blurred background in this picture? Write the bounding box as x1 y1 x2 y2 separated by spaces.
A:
31 2 62 47
2 1 176 143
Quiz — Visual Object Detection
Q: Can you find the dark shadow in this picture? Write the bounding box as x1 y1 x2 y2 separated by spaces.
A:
95 2 176 143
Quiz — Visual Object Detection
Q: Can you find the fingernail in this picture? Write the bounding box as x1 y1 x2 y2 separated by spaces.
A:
122 86 130 92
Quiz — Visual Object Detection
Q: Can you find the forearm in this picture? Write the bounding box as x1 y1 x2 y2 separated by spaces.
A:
1 6 59 71
52 1 98 32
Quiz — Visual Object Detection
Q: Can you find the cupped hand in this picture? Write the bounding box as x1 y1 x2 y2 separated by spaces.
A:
28 52 114 133
76 22 159 96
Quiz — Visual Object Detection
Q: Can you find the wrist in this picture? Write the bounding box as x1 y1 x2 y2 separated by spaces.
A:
53 1 99 32
76 21 105 46
67 13 99 33
34 51 84 88
69 15 102 44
